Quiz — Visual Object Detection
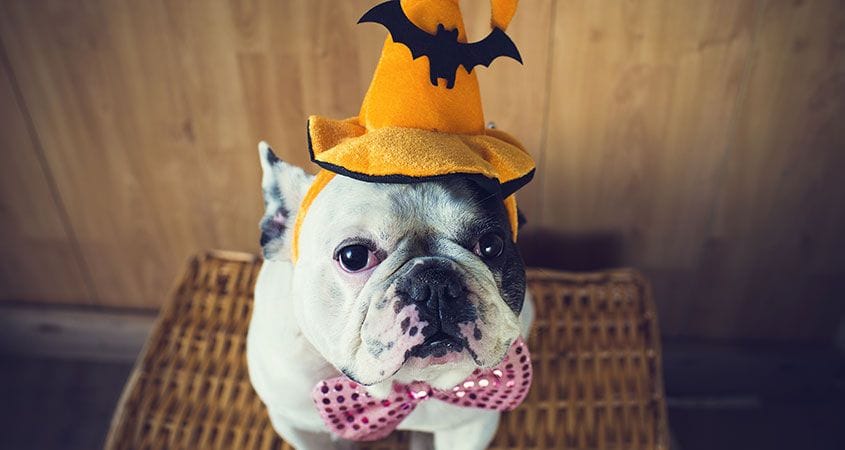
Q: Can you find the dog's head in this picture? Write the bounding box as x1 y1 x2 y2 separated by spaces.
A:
259 143 526 392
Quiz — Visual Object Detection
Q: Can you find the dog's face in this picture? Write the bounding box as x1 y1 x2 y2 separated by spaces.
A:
259 143 526 391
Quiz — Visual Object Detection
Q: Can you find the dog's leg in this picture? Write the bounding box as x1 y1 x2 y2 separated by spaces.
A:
267 412 353 450
408 431 435 450
432 410 500 450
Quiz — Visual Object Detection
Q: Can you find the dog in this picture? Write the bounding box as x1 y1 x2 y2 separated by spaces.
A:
247 142 533 450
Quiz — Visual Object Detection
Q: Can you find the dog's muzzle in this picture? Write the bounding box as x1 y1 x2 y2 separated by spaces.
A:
397 260 478 358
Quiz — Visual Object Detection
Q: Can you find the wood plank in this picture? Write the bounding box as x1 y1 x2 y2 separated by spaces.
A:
539 0 760 337
703 0 845 339
0 304 154 362
0 47 93 304
0 0 386 307
0 0 211 307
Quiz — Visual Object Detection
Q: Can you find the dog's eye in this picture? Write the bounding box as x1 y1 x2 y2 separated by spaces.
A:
475 232 505 259
337 244 378 272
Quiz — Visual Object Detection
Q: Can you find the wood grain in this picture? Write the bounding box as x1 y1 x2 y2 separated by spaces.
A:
702 0 845 339
0 49 93 303
1 0 206 307
538 0 761 337
0 0 386 307
536 0 845 340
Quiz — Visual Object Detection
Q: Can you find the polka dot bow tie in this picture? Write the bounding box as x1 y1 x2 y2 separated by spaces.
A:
312 337 532 441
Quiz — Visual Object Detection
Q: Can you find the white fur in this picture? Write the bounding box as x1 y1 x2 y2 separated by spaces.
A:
248 259 533 450
248 145 533 449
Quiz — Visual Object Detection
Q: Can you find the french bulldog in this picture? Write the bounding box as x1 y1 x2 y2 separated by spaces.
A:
247 142 533 450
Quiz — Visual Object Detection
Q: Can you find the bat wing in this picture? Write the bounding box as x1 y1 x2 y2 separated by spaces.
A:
359 0 435 61
459 27 523 72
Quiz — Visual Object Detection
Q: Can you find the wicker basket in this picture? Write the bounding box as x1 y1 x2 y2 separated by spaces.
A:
105 251 668 450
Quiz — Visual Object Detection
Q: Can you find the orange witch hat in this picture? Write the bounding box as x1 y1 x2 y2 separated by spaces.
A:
292 0 534 262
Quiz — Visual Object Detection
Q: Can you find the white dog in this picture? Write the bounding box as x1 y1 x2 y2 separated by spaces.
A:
248 142 533 450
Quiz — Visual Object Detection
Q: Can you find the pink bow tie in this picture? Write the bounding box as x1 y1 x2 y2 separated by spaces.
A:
312 337 532 441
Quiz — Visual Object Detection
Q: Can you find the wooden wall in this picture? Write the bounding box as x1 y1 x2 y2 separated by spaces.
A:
1 0 843 341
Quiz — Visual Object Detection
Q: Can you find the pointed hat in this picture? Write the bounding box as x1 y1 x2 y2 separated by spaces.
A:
293 0 534 262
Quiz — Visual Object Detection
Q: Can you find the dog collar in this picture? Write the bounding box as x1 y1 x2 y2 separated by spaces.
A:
311 337 532 441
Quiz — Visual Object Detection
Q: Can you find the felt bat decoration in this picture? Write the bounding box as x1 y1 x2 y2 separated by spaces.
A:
359 0 522 89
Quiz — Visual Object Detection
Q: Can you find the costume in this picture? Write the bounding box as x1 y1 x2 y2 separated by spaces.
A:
292 0 535 262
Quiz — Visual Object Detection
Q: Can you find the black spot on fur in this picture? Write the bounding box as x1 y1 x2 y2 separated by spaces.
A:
259 203 288 250
258 157 290 258
409 326 418 337
440 179 527 313
366 339 391 358
517 208 527 229
420 324 437 338
400 317 411 333
341 367 359 383
375 296 389 310
259 229 273 247
432 345 448 357
265 184 282 207
264 145 280 164
473 327 482 340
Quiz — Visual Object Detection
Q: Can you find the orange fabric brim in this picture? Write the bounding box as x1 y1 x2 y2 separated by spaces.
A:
307 116 535 198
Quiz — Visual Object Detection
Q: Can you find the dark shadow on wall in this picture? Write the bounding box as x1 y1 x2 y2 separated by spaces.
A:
517 228 626 271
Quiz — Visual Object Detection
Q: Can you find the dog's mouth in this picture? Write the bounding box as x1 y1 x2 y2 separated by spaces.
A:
408 329 465 359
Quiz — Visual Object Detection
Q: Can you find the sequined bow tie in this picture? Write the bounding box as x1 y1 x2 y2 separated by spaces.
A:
312 337 532 441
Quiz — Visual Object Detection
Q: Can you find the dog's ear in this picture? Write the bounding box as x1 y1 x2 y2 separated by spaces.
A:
258 141 314 260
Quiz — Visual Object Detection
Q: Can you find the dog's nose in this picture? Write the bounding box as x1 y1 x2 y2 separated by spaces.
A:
406 265 465 314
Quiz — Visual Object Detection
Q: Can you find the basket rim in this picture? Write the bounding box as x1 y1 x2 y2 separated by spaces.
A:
103 251 207 449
